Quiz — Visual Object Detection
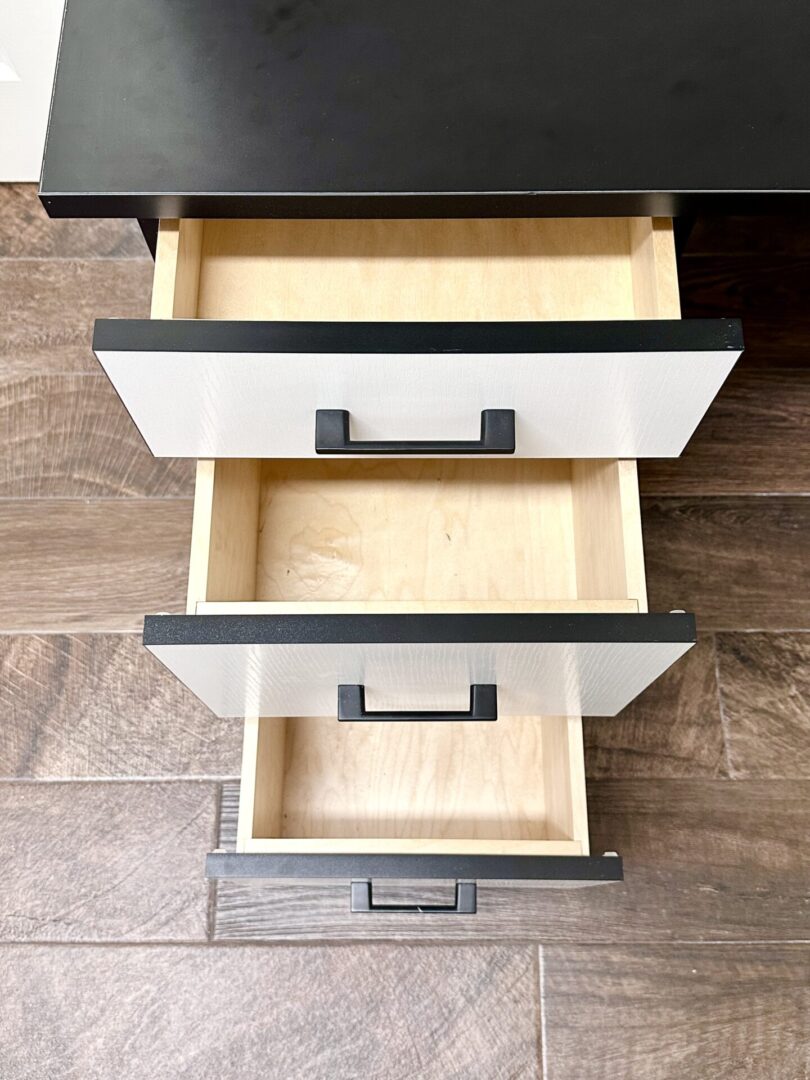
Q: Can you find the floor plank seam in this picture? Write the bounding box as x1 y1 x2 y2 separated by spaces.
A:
0 776 241 785
712 633 736 779
4 937 810 948
0 256 151 263
206 782 224 942
0 496 195 503
0 495 196 502
537 944 549 1080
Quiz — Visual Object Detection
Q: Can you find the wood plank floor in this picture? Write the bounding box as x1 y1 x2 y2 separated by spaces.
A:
1 186 808 1077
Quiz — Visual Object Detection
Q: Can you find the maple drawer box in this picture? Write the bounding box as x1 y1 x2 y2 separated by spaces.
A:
126 215 735 912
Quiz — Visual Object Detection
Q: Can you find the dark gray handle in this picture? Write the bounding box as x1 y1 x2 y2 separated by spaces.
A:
315 409 515 454
350 881 477 914
338 684 497 722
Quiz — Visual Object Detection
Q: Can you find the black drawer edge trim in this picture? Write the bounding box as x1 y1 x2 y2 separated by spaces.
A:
41 192 810 221
205 852 624 883
93 318 743 356
144 612 696 648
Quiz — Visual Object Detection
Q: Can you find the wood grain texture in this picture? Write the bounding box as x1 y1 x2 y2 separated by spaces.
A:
628 217 681 318
187 458 260 611
0 499 192 632
199 600 640 616
212 779 810 941
0 635 241 779
642 497 810 630
541 944 810 1080
194 217 671 322
254 459 579 603
572 459 648 608
584 635 724 778
0 374 193 497
0 184 148 258
150 219 204 318
0 259 152 375
639 366 810 494
237 713 585 850
717 632 810 779
248 457 638 606
0 781 215 941
0 944 541 1080
241 715 287 847
679 253 810 367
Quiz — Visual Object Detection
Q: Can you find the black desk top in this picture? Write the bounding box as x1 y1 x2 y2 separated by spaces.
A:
40 0 810 218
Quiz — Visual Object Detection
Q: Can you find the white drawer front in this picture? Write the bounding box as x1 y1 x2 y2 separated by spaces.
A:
95 320 742 459
144 613 694 718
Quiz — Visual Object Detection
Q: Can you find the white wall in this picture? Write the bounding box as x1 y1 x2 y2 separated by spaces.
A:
0 0 65 181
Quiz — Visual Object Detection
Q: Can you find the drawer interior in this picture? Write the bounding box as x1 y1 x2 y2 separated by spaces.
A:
151 216 680 323
160 214 676 863
237 713 589 857
188 457 647 615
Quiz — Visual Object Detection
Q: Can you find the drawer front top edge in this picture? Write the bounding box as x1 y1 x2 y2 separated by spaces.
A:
93 318 744 354
205 852 624 884
144 611 696 647
93 318 742 459
143 614 695 718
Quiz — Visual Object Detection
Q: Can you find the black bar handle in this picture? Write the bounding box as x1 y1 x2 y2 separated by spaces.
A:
350 881 477 914
338 684 497 722
315 409 515 455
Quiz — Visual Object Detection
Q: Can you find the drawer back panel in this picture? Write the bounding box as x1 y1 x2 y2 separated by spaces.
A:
153 217 680 323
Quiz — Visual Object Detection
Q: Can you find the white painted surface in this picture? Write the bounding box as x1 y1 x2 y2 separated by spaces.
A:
0 0 65 180
97 347 740 458
145 638 694 718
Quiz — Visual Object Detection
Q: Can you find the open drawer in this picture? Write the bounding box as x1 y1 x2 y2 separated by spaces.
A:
144 455 694 718
206 713 623 901
138 215 702 904
93 217 742 459
168 459 652 900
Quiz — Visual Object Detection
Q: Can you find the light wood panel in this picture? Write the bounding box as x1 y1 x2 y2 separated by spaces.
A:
157 216 676 323
150 219 203 319
253 458 580 603
571 460 648 610
197 600 639 615
191 456 645 608
543 717 590 851
236 713 587 856
629 217 682 318
237 716 286 850
186 459 261 613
